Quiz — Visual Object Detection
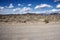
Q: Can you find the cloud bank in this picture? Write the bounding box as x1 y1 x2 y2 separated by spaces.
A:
0 3 60 14
35 4 52 9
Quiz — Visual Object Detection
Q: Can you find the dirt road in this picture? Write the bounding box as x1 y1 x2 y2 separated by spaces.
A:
0 23 60 40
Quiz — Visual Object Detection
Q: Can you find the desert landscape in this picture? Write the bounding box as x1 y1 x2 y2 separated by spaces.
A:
0 13 60 40
0 0 60 40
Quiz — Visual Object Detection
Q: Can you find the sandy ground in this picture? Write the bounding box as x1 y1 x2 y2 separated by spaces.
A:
0 22 60 40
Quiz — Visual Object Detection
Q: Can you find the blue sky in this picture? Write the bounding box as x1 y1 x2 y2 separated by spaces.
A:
0 0 60 14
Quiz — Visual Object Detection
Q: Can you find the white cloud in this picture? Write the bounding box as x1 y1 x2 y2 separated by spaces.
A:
21 7 32 13
0 6 4 11
13 7 32 14
0 6 4 10
0 8 14 14
35 4 52 9
13 8 20 12
56 4 60 8
22 7 31 11
41 9 60 13
8 3 14 8
54 0 60 2
49 9 60 13
13 8 21 14
50 9 58 12
33 9 60 13
18 4 21 6
28 4 32 6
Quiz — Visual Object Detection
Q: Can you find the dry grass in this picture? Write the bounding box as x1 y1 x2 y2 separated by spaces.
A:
0 13 60 23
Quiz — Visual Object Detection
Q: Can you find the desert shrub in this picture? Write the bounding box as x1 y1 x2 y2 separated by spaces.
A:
24 21 26 23
44 19 49 23
4 20 8 22
22 20 26 23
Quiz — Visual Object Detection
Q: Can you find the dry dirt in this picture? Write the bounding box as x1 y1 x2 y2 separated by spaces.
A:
0 22 60 40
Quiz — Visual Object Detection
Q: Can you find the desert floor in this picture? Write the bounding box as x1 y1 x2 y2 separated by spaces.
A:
0 22 60 40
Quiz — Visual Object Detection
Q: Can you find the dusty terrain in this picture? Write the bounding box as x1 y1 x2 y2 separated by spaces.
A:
0 13 60 40
0 22 60 40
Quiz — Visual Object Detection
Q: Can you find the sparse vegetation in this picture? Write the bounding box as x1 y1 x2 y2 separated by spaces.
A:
44 19 49 23
21 20 26 23
0 13 60 23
